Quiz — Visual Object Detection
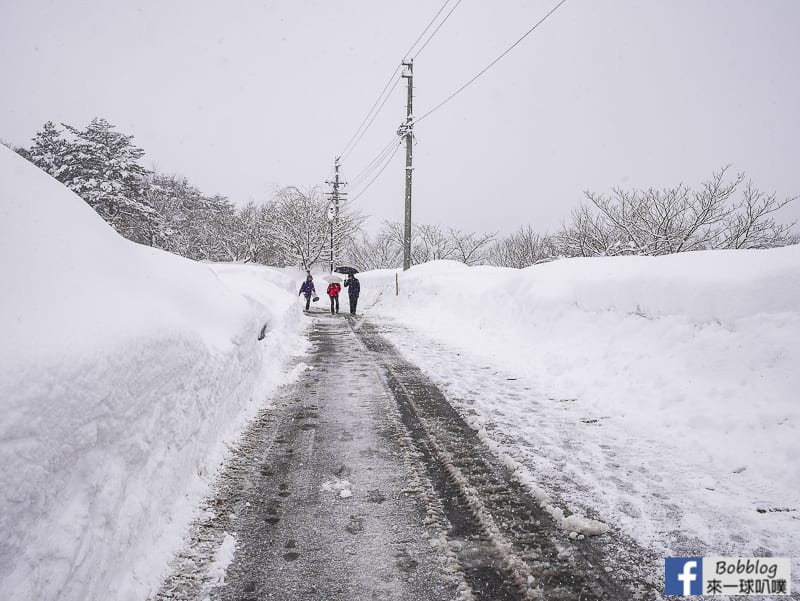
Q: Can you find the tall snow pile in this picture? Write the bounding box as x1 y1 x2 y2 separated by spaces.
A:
0 146 305 600
363 248 799 559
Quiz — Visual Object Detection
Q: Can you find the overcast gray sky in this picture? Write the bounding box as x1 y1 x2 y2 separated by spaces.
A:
2 0 799 235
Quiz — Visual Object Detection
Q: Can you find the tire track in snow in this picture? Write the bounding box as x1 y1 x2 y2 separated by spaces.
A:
352 318 652 600
154 316 462 601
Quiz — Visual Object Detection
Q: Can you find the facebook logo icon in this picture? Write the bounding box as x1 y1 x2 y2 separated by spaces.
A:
665 557 703 595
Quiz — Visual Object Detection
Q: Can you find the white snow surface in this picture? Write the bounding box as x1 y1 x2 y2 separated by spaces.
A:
205 532 237 587
358 251 799 568
0 146 307 600
2 143 799 596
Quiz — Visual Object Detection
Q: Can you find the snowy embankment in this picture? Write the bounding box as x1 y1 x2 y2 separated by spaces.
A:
360 249 800 564
0 146 306 601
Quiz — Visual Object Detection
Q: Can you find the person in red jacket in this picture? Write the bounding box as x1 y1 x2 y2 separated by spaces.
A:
326 280 342 315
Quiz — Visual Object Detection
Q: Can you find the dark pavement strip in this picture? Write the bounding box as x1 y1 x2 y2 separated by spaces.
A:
205 315 458 601
157 314 657 601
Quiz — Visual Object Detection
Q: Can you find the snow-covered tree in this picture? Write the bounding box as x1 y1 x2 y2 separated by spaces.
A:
237 200 281 265
24 121 69 179
341 227 403 270
449 228 496 265
341 222 495 270
19 118 157 244
197 194 243 262
412 224 455 264
267 186 328 269
57 118 154 243
559 167 797 256
142 173 250 261
266 186 365 269
489 226 556 267
717 181 798 249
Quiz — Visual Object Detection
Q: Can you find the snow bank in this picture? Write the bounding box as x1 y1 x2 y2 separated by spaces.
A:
0 146 305 600
364 248 800 559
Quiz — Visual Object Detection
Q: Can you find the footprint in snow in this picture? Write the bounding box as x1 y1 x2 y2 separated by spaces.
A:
346 516 365 534
367 489 386 504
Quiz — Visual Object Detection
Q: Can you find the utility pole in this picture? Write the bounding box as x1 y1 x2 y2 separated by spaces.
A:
325 158 345 273
401 60 414 271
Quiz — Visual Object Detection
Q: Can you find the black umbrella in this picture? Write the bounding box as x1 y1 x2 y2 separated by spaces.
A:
334 266 359 275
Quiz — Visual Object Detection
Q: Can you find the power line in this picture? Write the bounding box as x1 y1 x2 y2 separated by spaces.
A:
349 136 399 188
339 0 463 165
334 0 463 205
341 76 403 164
350 149 396 191
402 0 454 60
350 141 403 202
339 63 402 161
415 0 568 126
411 0 464 60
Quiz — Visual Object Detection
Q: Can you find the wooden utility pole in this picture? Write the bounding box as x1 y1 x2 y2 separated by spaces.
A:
401 60 414 271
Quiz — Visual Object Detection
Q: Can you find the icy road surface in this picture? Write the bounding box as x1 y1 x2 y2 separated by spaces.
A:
155 314 657 600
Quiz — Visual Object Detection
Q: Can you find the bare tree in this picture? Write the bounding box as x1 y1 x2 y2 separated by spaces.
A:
490 226 557 267
341 229 403 270
556 205 627 257
717 181 797 249
448 228 496 265
267 186 328 269
194 194 242 262
559 167 797 256
330 198 367 267
237 200 280 264
266 186 366 269
413 224 456 264
143 174 242 261
343 221 495 270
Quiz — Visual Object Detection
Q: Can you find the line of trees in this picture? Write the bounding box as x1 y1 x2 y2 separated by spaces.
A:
560 167 797 257
10 118 798 271
13 119 365 267
342 167 798 269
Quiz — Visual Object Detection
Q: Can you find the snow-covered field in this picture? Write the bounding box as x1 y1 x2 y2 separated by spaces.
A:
2 141 798 599
0 146 308 600
358 250 800 578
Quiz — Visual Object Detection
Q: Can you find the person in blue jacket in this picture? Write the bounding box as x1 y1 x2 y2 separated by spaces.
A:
299 274 316 311
343 273 360 315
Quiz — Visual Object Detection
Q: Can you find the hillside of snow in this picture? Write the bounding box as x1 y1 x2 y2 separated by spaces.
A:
0 146 307 601
360 248 800 567
2 137 798 598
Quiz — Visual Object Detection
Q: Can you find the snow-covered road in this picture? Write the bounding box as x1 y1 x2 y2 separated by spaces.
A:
156 315 460 601
156 313 659 601
5 144 797 601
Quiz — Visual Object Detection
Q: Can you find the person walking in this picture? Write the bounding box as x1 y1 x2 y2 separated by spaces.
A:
298 274 316 312
326 280 341 315
343 273 360 315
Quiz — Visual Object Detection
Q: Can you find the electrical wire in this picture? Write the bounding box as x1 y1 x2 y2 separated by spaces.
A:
349 135 400 188
415 0 568 126
411 0 463 60
350 141 403 202
338 0 462 165
339 63 402 161
402 0 454 60
333 0 463 200
341 76 403 164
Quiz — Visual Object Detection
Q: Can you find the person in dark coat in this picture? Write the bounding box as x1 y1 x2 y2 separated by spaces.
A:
343 273 360 315
299 275 316 311
326 281 341 315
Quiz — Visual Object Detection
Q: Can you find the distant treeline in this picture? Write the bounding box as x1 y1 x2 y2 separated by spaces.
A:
10 118 798 270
